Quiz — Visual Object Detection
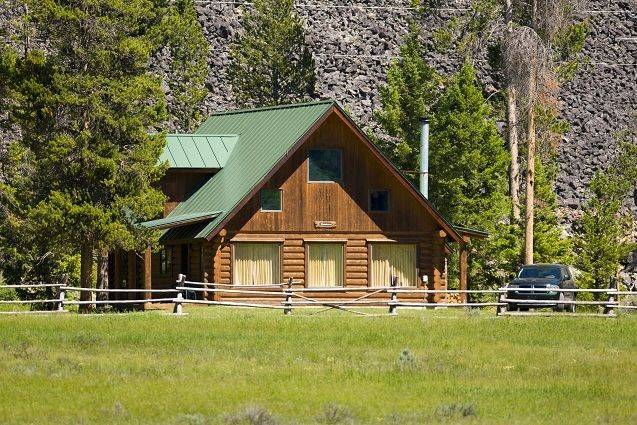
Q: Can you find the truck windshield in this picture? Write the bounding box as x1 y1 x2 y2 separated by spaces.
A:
518 267 561 279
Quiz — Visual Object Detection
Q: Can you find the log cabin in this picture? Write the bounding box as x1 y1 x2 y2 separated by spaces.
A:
109 100 486 303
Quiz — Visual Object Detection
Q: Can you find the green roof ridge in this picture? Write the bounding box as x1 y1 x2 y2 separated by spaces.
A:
208 99 335 117
166 133 239 137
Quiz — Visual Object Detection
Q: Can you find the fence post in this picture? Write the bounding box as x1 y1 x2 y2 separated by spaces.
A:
57 287 66 312
173 274 186 315
56 275 68 312
388 276 398 316
284 277 293 315
604 277 617 317
496 288 506 317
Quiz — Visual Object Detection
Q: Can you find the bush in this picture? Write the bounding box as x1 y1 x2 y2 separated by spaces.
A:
396 349 419 372
225 406 278 425
0 287 18 301
317 404 354 425
435 403 477 420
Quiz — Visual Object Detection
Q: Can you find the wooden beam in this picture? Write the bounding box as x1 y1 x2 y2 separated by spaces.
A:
143 247 152 310
113 251 121 302
459 243 468 304
128 251 136 300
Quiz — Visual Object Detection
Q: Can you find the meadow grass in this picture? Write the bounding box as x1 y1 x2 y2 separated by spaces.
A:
0 307 635 424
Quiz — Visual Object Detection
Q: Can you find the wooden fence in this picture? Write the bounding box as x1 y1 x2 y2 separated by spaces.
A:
1 275 636 317
171 275 637 317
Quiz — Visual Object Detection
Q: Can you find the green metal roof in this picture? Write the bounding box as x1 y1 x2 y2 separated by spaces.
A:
159 134 238 168
142 211 222 230
159 100 334 240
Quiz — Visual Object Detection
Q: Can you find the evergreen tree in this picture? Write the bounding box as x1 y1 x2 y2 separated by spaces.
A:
228 0 316 107
3 0 169 309
575 138 637 291
429 62 511 288
428 63 509 228
532 158 573 264
374 24 441 177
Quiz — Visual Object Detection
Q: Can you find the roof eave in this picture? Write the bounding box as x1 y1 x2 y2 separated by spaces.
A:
455 226 490 239
142 211 222 230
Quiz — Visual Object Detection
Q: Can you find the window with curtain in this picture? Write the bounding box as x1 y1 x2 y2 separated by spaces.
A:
233 243 281 285
370 243 417 287
306 243 344 287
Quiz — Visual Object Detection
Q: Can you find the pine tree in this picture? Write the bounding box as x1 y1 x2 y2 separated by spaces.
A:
428 63 510 228
429 62 511 288
575 138 637 291
4 0 170 310
532 158 573 264
374 24 441 178
228 0 316 107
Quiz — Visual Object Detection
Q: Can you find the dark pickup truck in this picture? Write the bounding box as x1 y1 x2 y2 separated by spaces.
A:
506 264 577 312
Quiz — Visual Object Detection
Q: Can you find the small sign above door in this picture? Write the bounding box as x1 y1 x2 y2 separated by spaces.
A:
314 220 336 229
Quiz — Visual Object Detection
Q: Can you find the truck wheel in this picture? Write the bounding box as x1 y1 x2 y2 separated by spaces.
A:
568 294 576 313
554 292 566 312
507 303 518 312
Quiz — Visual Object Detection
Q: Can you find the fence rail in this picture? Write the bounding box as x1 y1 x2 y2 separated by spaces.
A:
1 275 636 316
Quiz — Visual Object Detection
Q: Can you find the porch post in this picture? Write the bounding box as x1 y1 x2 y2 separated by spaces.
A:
459 237 469 304
128 251 136 300
113 250 121 301
143 247 152 310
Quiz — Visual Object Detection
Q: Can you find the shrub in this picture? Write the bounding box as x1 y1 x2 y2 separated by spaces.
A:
317 404 354 425
396 349 418 372
225 406 278 425
435 403 477 420
0 287 18 301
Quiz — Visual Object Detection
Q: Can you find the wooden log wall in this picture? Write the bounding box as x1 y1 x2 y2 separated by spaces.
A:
211 232 442 299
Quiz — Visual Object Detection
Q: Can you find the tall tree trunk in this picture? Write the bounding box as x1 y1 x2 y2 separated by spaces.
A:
96 249 109 310
524 0 540 265
79 242 94 313
508 87 521 221
524 102 536 265
505 0 521 221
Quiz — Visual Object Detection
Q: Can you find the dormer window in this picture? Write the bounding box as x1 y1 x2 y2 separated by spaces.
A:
308 149 342 182
260 189 282 211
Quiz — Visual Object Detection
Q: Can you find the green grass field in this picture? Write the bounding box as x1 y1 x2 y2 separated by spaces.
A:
0 307 635 424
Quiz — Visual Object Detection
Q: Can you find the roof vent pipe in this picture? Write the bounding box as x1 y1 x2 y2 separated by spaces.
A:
420 117 429 198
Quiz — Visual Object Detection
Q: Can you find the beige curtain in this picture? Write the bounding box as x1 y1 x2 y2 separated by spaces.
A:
370 244 416 287
233 243 280 285
307 243 343 287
